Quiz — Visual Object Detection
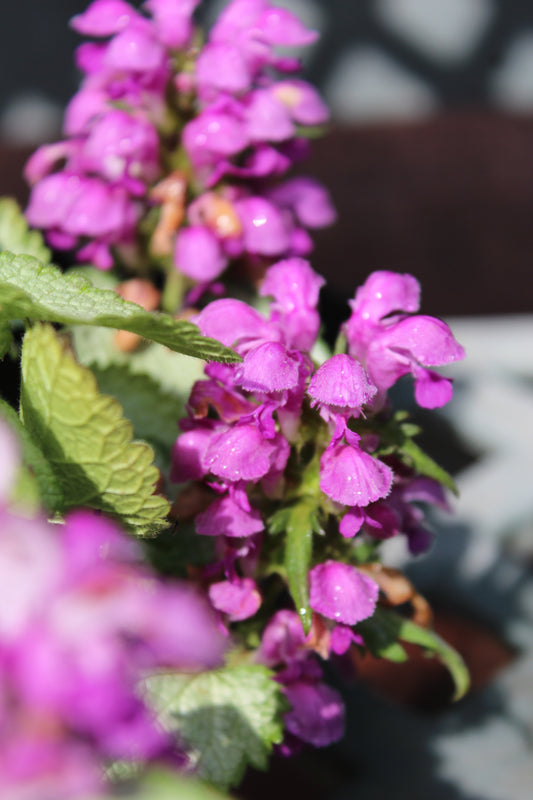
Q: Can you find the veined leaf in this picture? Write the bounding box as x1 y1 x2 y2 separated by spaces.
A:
0 198 51 263
0 253 240 363
20 324 169 535
146 665 285 791
91 364 182 473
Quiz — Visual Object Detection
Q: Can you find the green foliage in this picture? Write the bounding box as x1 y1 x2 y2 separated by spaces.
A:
20 324 169 535
0 317 12 358
376 412 457 493
359 608 470 699
273 498 321 633
94 769 232 800
0 397 63 512
147 665 286 790
72 324 205 399
0 252 240 363
91 364 182 472
0 198 51 263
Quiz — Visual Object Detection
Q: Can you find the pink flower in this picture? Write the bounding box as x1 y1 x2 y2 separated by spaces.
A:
308 354 377 418
0 508 225 798
345 271 465 408
309 561 379 625
236 341 301 394
209 576 261 620
283 681 344 748
196 487 264 538
202 422 281 482
319 440 393 507
175 226 228 281
70 0 142 36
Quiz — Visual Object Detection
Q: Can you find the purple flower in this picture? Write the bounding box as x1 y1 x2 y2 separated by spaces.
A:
283 681 344 748
144 0 200 49
344 271 465 408
267 177 336 229
272 80 329 126
193 299 277 349
235 196 290 256
175 225 228 281
71 0 142 36
0 508 225 798
319 439 393 507
81 108 160 189
196 486 264 538
309 561 379 625
196 42 252 99
260 257 324 351
170 422 221 483
308 354 377 419
209 576 261 620
257 610 307 667
202 422 281 482
244 89 295 142
236 341 301 394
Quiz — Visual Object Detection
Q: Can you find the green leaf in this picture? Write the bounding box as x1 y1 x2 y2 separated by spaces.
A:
72 324 205 399
121 770 233 800
360 608 470 699
20 324 169 534
393 612 470 701
91 364 182 472
0 253 240 363
0 198 51 263
376 414 457 494
146 665 285 791
399 437 457 494
357 611 408 663
0 317 11 358
92 769 233 800
0 396 64 512
282 497 320 633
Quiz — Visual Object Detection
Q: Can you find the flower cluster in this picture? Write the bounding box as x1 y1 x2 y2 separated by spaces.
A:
24 0 335 284
171 261 464 747
0 423 224 800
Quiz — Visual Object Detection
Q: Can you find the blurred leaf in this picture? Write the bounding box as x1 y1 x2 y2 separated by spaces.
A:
147 665 285 790
73 324 205 400
376 414 457 494
360 608 470 699
0 253 240 363
20 324 169 534
0 318 12 358
0 198 51 263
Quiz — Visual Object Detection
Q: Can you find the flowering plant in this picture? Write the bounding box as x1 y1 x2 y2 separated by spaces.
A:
0 1 468 798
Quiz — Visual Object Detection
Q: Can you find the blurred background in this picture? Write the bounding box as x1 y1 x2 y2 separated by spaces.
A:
2 2 533 798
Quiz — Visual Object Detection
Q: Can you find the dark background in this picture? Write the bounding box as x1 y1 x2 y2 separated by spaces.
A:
2 0 533 317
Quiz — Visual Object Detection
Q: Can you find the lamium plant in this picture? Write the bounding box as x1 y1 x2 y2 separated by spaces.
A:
0 1 468 798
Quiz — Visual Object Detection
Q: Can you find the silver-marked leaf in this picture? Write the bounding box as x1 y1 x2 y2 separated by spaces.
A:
147 665 285 791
